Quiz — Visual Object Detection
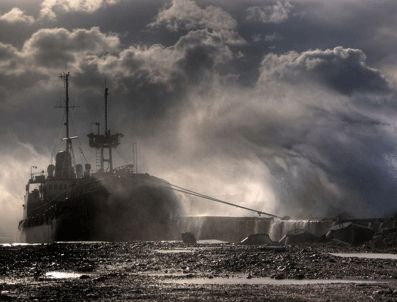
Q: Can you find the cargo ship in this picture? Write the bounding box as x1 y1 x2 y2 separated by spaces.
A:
19 72 183 242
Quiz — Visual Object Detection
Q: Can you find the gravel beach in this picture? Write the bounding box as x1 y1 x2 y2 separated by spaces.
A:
0 241 396 301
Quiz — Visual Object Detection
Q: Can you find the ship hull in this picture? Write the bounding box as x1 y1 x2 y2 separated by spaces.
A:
20 221 55 243
21 173 183 243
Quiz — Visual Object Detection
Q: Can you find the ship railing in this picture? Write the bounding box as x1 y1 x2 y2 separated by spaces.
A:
19 201 58 229
113 164 135 175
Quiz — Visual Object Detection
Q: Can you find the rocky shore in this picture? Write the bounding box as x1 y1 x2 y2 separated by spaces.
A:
0 241 396 301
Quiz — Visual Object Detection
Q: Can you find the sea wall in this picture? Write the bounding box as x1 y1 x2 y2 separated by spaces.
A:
177 216 397 243
177 216 273 242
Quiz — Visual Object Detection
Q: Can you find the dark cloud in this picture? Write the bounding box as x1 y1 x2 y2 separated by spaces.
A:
151 0 236 32
259 47 392 95
150 0 245 46
23 27 119 68
246 0 292 24
0 42 46 100
39 0 121 20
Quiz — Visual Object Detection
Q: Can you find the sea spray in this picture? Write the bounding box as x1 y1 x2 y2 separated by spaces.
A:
268 219 334 242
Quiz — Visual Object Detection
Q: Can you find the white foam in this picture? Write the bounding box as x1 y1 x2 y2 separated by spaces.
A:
330 253 397 260
163 276 381 285
45 271 84 279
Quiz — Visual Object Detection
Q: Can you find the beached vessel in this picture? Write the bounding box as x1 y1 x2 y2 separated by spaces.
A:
19 72 182 242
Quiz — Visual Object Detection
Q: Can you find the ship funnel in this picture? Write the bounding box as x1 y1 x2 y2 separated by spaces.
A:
75 164 83 178
55 151 74 178
47 164 55 178
84 163 91 177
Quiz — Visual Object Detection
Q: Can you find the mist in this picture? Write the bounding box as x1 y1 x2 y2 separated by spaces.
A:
1 0 397 240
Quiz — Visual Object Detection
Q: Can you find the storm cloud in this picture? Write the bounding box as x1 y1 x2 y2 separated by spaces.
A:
39 0 121 20
0 7 35 24
0 0 397 240
246 0 292 24
259 47 392 95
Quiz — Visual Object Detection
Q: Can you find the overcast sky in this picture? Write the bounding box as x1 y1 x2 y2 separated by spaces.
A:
1 0 397 238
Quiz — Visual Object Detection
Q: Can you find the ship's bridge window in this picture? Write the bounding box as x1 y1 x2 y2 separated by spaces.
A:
28 183 40 193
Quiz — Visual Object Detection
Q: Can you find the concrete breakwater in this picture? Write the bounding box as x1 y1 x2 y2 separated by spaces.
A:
177 216 397 243
176 216 273 243
268 219 334 242
177 216 331 242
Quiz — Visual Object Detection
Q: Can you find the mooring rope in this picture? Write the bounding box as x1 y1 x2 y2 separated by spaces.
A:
166 182 282 219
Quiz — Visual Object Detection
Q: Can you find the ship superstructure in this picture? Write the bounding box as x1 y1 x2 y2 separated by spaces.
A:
87 87 123 173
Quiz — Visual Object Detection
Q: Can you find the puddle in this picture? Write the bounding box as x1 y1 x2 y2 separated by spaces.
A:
0 277 30 285
145 272 189 277
55 241 109 244
330 253 397 260
45 271 84 279
159 240 229 244
1 243 45 247
155 249 195 254
1 271 90 284
0 242 106 247
197 240 229 244
163 276 381 285
155 246 220 254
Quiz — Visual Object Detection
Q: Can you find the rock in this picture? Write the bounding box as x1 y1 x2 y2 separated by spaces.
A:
365 228 397 248
79 274 90 279
274 273 285 280
77 264 95 272
279 231 321 245
295 273 305 279
181 232 197 244
326 222 374 246
240 233 273 245
259 246 287 252
327 239 352 247
0 290 15 300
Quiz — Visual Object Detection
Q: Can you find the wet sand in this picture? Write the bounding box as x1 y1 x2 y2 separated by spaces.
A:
0 241 396 301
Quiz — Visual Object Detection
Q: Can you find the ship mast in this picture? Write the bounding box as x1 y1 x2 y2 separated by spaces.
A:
88 86 123 173
101 86 113 171
105 87 108 134
55 72 79 179
59 72 72 156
